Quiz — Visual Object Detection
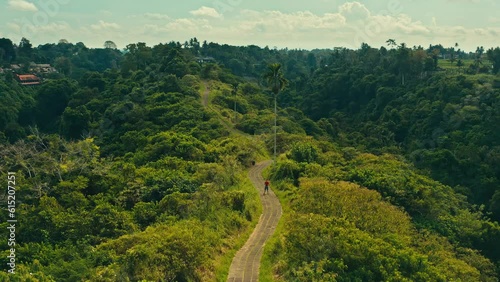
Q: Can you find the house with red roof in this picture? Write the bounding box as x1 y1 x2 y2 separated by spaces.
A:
15 74 41 86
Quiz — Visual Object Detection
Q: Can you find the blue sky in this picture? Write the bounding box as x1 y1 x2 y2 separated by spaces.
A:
0 0 498 52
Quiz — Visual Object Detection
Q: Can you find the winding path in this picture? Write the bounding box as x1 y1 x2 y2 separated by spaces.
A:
202 81 209 108
227 160 282 282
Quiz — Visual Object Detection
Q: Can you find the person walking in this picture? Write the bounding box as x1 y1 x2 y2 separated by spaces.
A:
264 179 270 195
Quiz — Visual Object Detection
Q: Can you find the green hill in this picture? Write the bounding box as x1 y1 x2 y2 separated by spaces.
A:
1 38 500 281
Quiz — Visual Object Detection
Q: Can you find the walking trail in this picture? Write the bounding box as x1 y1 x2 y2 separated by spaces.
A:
201 81 282 280
202 81 209 108
227 160 282 282
202 81 237 134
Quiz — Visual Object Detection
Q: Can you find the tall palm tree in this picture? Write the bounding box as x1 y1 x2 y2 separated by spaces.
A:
386 39 397 49
263 63 288 165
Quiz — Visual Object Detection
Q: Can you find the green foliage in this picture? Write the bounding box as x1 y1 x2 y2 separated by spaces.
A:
263 63 288 96
35 79 77 132
0 37 16 61
135 131 206 164
271 177 495 281
236 111 273 134
94 221 216 281
294 179 414 240
61 105 91 139
2 37 500 281
289 142 319 163
263 137 499 280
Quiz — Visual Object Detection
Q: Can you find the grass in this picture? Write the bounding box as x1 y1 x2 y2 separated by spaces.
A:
438 58 475 69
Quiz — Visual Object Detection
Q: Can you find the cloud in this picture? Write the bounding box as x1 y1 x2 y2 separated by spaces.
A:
15 22 71 38
190 6 221 18
7 23 21 33
338 1 370 22
34 22 70 33
238 10 346 33
489 17 500 23
143 13 170 20
7 0 498 53
99 10 113 17
166 18 198 30
227 3 430 48
139 18 212 35
90 20 120 31
432 17 437 26
8 0 37 12
167 18 211 31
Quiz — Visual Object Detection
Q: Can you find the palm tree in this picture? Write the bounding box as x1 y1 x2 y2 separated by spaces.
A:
263 63 288 165
386 39 397 49
396 43 410 85
473 46 485 73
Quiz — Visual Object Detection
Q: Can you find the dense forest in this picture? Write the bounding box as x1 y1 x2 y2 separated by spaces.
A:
1 36 500 281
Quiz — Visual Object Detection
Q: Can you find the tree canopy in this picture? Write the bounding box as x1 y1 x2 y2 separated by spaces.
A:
0 37 499 281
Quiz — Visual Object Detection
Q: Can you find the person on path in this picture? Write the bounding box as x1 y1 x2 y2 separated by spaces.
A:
264 180 270 195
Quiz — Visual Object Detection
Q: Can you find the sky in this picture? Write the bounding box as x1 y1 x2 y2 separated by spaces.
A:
0 0 499 52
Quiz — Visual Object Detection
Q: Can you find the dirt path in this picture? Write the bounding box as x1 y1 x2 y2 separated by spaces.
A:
227 160 282 282
202 81 209 108
201 81 243 135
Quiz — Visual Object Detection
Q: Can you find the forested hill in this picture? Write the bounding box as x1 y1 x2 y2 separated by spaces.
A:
1 37 500 280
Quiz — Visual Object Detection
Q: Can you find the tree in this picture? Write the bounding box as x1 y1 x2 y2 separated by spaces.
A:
104 40 117 49
396 43 410 85
18 37 33 59
448 47 456 65
232 83 239 121
386 39 397 49
472 46 485 73
54 56 72 75
456 59 464 73
486 47 500 74
159 48 188 77
61 106 91 139
263 63 288 164
35 79 76 131
124 42 152 69
307 53 317 70
0 38 16 62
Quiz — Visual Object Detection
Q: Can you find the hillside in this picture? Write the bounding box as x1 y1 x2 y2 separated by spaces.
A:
0 38 500 280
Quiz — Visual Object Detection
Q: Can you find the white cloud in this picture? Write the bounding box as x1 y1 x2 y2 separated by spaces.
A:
7 23 21 33
232 2 430 48
166 18 197 30
143 13 170 20
338 1 370 22
123 3 497 51
99 10 113 17
190 6 221 18
7 1 498 52
237 10 346 33
489 17 500 23
16 22 71 38
8 0 37 12
139 18 212 35
90 20 120 30
169 18 210 31
35 22 70 33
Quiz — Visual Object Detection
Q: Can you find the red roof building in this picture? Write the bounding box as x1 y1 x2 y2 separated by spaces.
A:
15 74 41 86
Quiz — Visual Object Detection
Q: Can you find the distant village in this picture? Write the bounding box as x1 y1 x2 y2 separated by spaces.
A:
0 63 57 86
